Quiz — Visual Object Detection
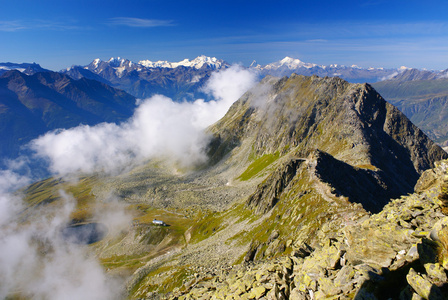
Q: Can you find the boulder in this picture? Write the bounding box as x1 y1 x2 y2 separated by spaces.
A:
406 268 445 300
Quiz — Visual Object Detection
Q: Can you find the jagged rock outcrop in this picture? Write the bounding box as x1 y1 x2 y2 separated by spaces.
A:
247 158 304 214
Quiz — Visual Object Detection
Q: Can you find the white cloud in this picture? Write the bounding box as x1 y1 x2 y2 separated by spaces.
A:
0 190 123 300
0 21 26 32
30 65 257 176
0 20 84 32
108 17 174 28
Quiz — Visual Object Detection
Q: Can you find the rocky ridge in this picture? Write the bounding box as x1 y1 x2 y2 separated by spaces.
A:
372 78 448 147
165 160 448 299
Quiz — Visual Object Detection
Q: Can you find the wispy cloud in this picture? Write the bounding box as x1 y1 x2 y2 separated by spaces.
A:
304 39 327 43
0 20 85 32
108 17 174 28
0 21 26 32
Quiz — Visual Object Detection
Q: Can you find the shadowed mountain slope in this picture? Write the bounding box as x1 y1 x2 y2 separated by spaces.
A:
0 70 136 159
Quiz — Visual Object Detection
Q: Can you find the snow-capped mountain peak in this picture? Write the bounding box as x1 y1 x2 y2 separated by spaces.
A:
253 56 413 83
138 55 227 70
106 57 133 68
279 56 303 67
138 59 170 68
188 55 223 69
264 56 317 70
87 58 102 70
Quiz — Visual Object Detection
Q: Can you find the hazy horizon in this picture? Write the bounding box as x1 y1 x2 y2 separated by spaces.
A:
2 0 448 71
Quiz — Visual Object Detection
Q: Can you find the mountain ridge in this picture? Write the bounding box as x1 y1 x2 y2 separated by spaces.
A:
0 62 49 76
209 74 447 212
5 56 446 106
62 56 223 101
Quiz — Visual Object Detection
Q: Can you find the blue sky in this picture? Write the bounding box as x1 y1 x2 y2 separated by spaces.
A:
1 0 448 71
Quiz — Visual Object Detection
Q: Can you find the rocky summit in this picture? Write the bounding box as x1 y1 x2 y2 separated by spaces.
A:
19 74 448 299
210 74 447 212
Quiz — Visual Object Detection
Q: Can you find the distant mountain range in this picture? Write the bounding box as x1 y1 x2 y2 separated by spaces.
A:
6 56 447 103
0 70 136 160
2 55 448 162
58 55 423 102
381 67 448 81
251 57 407 83
62 55 227 101
0 62 50 76
373 69 448 147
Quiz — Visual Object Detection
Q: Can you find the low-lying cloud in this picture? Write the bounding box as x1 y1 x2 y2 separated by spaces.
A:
0 190 125 299
30 65 257 176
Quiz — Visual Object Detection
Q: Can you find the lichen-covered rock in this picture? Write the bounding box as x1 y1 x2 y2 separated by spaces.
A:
289 288 306 300
344 226 397 268
437 177 448 215
406 268 445 300
438 223 448 251
247 286 266 299
424 263 447 285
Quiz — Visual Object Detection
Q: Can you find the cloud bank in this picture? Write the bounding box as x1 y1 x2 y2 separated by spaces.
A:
30 65 257 176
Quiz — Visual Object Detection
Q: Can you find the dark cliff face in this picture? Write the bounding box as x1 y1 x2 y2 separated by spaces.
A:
210 74 447 213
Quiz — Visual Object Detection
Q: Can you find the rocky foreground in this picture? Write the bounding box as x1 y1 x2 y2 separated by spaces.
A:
165 160 448 299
